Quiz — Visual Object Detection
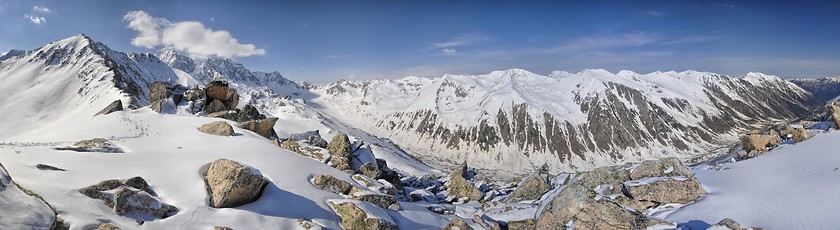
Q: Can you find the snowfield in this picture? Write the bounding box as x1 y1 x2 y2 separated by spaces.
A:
666 130 840 229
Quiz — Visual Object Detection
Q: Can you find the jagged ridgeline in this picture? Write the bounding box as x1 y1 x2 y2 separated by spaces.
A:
0 34 819 174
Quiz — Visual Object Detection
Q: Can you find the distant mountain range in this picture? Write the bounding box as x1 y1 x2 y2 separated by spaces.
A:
0 34 826 173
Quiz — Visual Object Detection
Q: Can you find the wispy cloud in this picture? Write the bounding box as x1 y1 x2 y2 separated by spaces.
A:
431 33 491 49
645 11 664 16
123 10 266 58
662 35 725 45
24 14 46 24
326 54 351 59
548 32 660 53
32 6 50 13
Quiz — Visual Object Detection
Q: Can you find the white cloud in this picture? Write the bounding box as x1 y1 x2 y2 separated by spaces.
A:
662 35 725 45
123 10 266 58
438 48 458 56
24 14 46 24
431 33 491 49
548 32 659 53
32 6 50 13
646 11 663 16
326 54 351 59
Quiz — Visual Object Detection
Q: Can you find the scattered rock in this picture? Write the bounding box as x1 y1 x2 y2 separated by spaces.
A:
359 162 382 179
204 159 269 208
311 174 353 194
238 118 279 139
276 139 328 162
442 219 473 230
327 132 353 171
506 218 534 230
79 177 177 220
97 223 121 230
35 164 65 171
507 165 551 202
148 81 170 102
198 121 235 136
290 130 328 148
447 162 484 202
349 192 398 210
328 200 398 230
95 100 123 116
791 128 815 143
351 174 397 195
113 186 178 218
741 131 780 152
55 138 123 153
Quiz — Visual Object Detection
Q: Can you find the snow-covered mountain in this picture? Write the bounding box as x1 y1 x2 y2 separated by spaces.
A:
308 69 816 173
790 76 840 103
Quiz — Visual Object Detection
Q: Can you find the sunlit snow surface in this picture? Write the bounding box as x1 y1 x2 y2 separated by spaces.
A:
666 131 840 229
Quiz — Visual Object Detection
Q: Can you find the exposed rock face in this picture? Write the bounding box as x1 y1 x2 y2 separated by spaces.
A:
534 158 705 229
204 159 269 208
507 166 551 202
791 128 815 143
447 163 484 201
832 102 840 129
625 177 705 204
328 200 398 230
97 223 121 230
629 157 693 180
238 118 279 139
358 162 382 179
311 174 353 194
95 100 123 116
741 131 780 152
55 138 123 153
198 121 235 136
442 219 473 230
148 81 170 102
328 132 353 172
79 176 178 220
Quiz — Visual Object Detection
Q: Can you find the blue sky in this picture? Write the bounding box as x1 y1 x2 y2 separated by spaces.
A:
1 1 839 82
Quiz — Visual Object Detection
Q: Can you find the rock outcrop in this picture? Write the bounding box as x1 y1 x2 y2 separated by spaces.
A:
447 162 484 202
327 132 353 172
203 159 269 208
55 138 123 153
148 81 170 102
791 127 815 143
507 165 551 202
238 118 279 139
358 162 382 179
328 200 398 230
198 121 235 136
203 81 239 114
79 176 178 220
95 100 124 116
442 219 473 230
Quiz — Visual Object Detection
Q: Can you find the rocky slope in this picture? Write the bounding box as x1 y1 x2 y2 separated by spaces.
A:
790 77 840 103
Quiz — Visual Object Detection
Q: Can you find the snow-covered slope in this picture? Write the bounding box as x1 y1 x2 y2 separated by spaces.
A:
309 69 816 173
0 34 183 139
666 129 840 229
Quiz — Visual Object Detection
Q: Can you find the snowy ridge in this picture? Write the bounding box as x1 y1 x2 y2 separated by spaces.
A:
308 69 816 173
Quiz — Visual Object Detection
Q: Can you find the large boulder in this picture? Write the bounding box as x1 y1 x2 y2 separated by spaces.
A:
832 102 840 129
791 128 815 143
205 99 228 114
311 174 353 194
358 162 382 179
290 130 328 148
447 162 484 201
79 176 178 220
55 138 123 153
349 192 398 210
198 121 235 136
507 165 551 202
148 81 170 102
442 219 473 230
150 98 177 113
277 139 328 162
204 159 269 208
95 100 123 116
624 177 705 204
741 131 780 152
327 132 353 172
238 118 279 139
205 81 230 102
629 157 693 180
328 200 398 230
236 104 266 122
